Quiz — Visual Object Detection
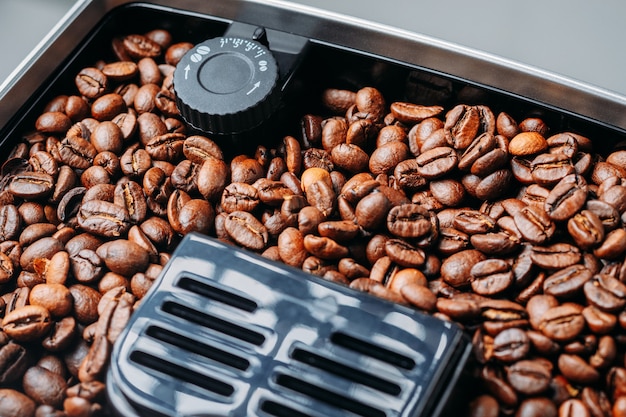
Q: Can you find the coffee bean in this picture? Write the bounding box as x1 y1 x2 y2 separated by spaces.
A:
507 359 552 395
2 305 52 342
540 304 585 342
96 239 149 277
75 68 107 99
225 211 268 250
77 200 131 237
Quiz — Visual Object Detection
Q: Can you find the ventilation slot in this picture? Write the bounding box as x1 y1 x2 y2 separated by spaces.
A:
291 347 401 395
161 301 265 346
275 374 386 417
331 332 415 370
177 276 257 312
260 400 314 417
129 351 234 397
145 326 250 371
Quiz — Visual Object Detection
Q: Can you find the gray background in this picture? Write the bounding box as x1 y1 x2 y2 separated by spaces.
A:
2 0 626 96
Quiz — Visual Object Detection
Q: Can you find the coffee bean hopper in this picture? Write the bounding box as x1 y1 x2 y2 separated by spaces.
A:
1 1 626 417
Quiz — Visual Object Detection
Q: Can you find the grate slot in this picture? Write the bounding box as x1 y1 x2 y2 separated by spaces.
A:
275 373 386 417
330 332 415 370
129 351 234 397
260 400 314 417
177 276 257 312
291 347 401 395
161 301 265 346
145 326 250 371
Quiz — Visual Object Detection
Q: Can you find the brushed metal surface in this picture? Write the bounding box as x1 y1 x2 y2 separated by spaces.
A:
1 0 625 132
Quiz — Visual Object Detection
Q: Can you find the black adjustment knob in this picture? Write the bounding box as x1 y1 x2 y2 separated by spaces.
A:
173 36 280 135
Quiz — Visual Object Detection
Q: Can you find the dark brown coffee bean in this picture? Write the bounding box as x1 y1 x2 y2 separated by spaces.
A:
540 304 585 342
558 354 599 385
0 205 21 241
517 397 558 417
567 210 605 250
470 259 513 295
42 316 76 352
531 243 581 270
454 210 496 234
507 359 552 395
468 395 499 417
583 274 626 312
492 328 530 362
22 366 67 408
75 67 107 99
303 235 348 260
225 211 268 251
183 135 223 164
197 156 228 202
58 135 97 170
20 237 64 272
369 141 409 175
0 388 36 417
0 342 29 384
96 239 149 277
385 203 431 238
2 305 52 342
253 178 294 207
514 205 556 244
441 249 487 288
114 180 147 224
594 228 626 260
9 172 54 199
416 146 458 179
481 364 518 407
70 249 104 284
437 227 470 255
305 179 336 218
176 199 214 235
543 173 588 221
101 60 137 82
77 200 131 238
444 104 480 150
544 264 593 299
29 283 72 318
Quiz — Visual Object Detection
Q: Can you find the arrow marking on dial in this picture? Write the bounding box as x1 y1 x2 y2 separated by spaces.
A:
246 81 261 95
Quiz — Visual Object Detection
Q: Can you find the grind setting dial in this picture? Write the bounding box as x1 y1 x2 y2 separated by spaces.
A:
173 35 280 135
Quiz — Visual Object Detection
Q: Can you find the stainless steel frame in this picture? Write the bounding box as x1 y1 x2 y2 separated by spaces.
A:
1 0 626 133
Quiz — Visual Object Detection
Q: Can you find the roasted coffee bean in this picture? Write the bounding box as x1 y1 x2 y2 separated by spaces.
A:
492 328 530 363
509 131 548 156
540 304 586 342
29 283 73 318
2 305 52 342
77 200 131 237
545 173 588 221
114 180 147 224
559 353 600 385
58 135 97 170
514 204 556 244
567 209 605 250
444 104 480 150
75 68 107 99
95 239 149 277
583 274 626 312
441 249 486 288
507 359 552 395
470 259 513 295
369 141 409 175
9 171 55 199
416 146 458 179
544 264 593 299
224 211 268 250
531 243 581 270
0 342 29 384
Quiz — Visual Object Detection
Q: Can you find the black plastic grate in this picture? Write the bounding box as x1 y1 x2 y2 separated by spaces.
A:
161 300 265 346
